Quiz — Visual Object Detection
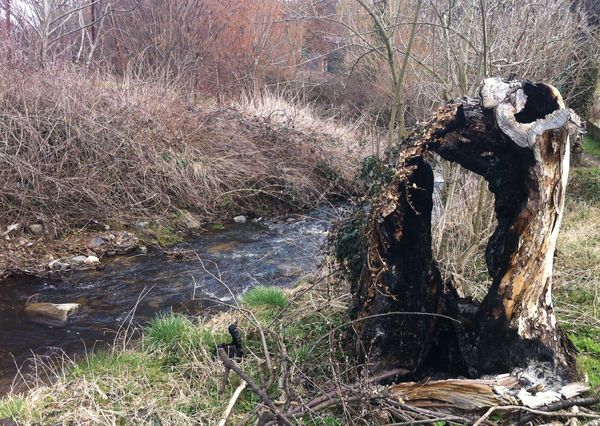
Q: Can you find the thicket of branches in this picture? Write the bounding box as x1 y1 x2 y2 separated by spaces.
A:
0 64 365 227
0 0 598 229
299 0 599 138
2 0 308 92
2 1 597 105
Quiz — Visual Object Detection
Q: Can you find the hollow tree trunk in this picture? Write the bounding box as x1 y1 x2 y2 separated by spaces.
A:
352 78 578 378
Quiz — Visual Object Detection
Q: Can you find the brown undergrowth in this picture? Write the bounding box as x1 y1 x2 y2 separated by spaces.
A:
0 66 369 276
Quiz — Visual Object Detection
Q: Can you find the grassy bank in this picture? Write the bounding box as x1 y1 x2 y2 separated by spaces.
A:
0 277 352 425
1 166 599 425
555 167 600 389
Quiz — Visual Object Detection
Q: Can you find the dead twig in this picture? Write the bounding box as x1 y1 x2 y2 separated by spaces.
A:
386 399 470 424
217 348 291 426
264 395 387 426
387 417 467 425
217 381 247 426
218 366 231 395
259 368 413 425
517 396 600 425
289 367 409 415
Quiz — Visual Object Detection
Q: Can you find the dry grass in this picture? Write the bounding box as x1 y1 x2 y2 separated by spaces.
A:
0 274 354 425
432 163 600 386
237 90 366 147
433 161 600 320
553 196 600 388
432 160 496 300
0 66 367 231
554 198 600 330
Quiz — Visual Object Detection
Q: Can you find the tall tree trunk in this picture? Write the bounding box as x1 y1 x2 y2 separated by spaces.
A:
352 77 578 378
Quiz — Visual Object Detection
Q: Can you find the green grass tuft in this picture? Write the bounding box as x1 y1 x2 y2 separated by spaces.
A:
0 397 24 419
571 334 600 354
198 327 230 350
570 333 600 388
69 351 162 380
242 286 288 309
578 356 600 388
144 314 203 354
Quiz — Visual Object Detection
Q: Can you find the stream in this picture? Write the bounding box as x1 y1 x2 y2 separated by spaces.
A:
0 206 344 395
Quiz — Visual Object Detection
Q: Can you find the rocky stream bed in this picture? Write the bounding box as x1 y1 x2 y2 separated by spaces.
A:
0 206 344 394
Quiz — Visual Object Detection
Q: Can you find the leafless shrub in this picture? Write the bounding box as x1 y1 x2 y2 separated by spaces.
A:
432 163 496 300
0 65 367 229
329 0 600 128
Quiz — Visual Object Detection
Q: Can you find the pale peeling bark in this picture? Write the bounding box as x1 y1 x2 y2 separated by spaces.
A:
475 78 574 372
352 77 578 378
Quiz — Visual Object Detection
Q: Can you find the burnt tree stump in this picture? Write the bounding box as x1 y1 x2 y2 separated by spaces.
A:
352 78 579 378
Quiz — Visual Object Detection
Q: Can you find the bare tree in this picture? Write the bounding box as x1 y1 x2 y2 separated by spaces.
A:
320 0 597 285
329 0 598 130
13 0 113 65
96 0 303 91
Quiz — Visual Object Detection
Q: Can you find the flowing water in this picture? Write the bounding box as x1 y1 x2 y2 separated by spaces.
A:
0 206 344 394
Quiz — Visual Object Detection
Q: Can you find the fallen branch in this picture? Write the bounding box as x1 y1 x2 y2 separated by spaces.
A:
388 376 519 410
287 367 409 416
387 417 468 425
517 396 600 424
261 369 412 425
218 348 291 426
217 381 247 426
264 395 387 426
474 404 600 426
386 400 469 424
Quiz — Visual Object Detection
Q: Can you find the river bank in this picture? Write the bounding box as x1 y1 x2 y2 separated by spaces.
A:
0 68 370 279
1 167 599 424
0 205 348 396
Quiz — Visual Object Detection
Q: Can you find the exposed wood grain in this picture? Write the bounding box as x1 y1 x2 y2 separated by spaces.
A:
352 77 578 377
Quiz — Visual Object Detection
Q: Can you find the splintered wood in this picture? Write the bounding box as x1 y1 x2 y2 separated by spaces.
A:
389 376 519 410
387 375 590 411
